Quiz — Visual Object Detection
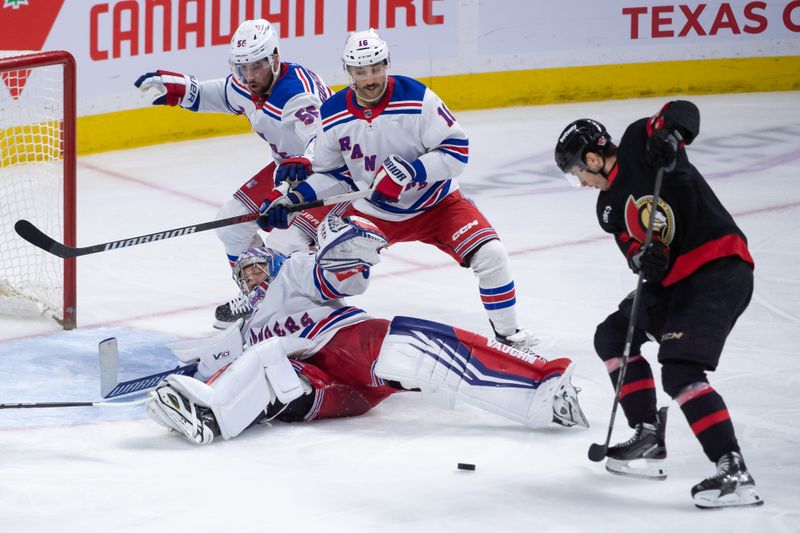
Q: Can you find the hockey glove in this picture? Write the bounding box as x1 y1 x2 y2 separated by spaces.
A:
257 189 301 230
134 70 200 110
316 215 388 272
628 241 670 283
371 154 416 203
646 127 683 172
275 157 312 187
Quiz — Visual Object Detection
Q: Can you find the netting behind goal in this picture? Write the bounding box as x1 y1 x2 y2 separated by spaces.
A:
0 50 76 329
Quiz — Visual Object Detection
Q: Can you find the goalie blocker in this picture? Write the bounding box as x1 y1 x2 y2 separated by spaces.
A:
147 316 588 445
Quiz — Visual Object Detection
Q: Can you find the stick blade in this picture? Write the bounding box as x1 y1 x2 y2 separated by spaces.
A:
99 337 119 397
14 219 76 258
587 443 608 462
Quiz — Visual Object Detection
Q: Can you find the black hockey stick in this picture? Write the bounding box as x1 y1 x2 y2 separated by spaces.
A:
14 188 372 259
588 166 666 462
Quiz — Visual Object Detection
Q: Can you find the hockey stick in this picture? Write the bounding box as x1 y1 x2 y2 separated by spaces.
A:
0 398 150 409
588 166 666 462
0 340 198 409
14 187 372 259
98 337 198 399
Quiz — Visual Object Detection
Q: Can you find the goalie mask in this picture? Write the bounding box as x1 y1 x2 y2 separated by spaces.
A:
232 247 287 308
229 19 280 90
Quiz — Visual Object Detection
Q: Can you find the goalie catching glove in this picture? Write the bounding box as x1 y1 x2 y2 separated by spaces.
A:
371 154 417 203
316 215 388 272
134 70 200 110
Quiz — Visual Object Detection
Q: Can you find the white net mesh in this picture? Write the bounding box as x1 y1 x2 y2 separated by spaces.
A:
0 50 67 322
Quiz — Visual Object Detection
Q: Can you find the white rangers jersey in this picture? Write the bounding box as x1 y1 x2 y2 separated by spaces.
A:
241 252 372 357
191 63 331 164
303 75 469 221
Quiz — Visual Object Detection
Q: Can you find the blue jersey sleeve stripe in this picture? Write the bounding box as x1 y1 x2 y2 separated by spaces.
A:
435 147 469 164
441 137 469 147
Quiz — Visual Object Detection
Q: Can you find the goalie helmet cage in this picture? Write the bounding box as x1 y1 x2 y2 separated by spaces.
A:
0 50 76 329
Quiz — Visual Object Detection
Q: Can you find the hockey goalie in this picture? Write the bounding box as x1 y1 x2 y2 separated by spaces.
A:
145 216 588 444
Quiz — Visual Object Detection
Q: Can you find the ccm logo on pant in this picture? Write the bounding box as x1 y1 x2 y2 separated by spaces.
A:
452 220 478 241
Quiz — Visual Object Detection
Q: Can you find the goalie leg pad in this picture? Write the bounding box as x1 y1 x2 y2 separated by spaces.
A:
157 338 307 440
374 316 571 428
146 380 218 445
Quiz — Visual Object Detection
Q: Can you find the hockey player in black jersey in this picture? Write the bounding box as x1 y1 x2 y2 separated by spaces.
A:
554 101 763 509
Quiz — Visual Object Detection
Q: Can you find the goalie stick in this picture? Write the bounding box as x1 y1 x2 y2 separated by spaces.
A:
14 188 372 259
99 337 197 399
0 338 197 409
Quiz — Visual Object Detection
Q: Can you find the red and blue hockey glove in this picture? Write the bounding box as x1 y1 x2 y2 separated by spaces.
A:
371 154 416 203
275 157 312 187
257 189 301 230
134 70 200 110
628 241 670 283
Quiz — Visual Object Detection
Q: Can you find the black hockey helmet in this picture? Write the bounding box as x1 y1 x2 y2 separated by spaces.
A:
555 119 612 173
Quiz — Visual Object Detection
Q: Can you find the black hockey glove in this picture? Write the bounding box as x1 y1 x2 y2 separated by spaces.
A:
646 128 683 172
629 241 670 283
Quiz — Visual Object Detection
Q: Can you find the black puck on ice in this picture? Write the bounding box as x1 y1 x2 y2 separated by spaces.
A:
457 463 476 471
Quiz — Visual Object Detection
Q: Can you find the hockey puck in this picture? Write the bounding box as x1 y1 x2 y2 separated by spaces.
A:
457 463 476 471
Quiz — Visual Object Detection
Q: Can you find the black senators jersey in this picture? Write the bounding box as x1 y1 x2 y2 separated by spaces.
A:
596 116 753 287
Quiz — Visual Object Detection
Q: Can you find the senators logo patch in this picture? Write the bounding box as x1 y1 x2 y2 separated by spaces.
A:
624 194 675 245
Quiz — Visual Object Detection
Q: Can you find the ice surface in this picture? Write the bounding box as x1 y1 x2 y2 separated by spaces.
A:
1 93 799 532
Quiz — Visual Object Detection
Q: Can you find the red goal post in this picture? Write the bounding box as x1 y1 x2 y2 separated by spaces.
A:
0 50 76 329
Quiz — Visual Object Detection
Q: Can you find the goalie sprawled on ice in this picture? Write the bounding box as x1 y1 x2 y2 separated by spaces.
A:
146 216 588 444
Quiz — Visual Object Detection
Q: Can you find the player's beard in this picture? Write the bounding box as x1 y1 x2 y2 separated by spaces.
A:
356 77 387 104
248 71 274 97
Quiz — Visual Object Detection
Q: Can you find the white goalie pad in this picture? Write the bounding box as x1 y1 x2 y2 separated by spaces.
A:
374 316 571 428
164 337 308 440
168 319 244 381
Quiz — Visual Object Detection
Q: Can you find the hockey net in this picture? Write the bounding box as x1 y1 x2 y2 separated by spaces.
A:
0 50 76 329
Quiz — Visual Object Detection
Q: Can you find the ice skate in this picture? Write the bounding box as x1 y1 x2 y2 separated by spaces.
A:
552 379 589 428
606 406 668 480
214 292 252 329
692 451 764 509
495 328 539 354
146 384 219 445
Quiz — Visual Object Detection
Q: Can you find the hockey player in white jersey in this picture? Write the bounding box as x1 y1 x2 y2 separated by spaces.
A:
146 216 588 445
135 19 339 328
260 29 537 353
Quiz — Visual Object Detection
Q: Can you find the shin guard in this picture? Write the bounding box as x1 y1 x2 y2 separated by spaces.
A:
374 316 572 427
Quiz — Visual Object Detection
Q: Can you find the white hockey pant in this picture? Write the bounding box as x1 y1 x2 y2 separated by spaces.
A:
469 239 519 336
374 317 568 428
162 337 306 440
